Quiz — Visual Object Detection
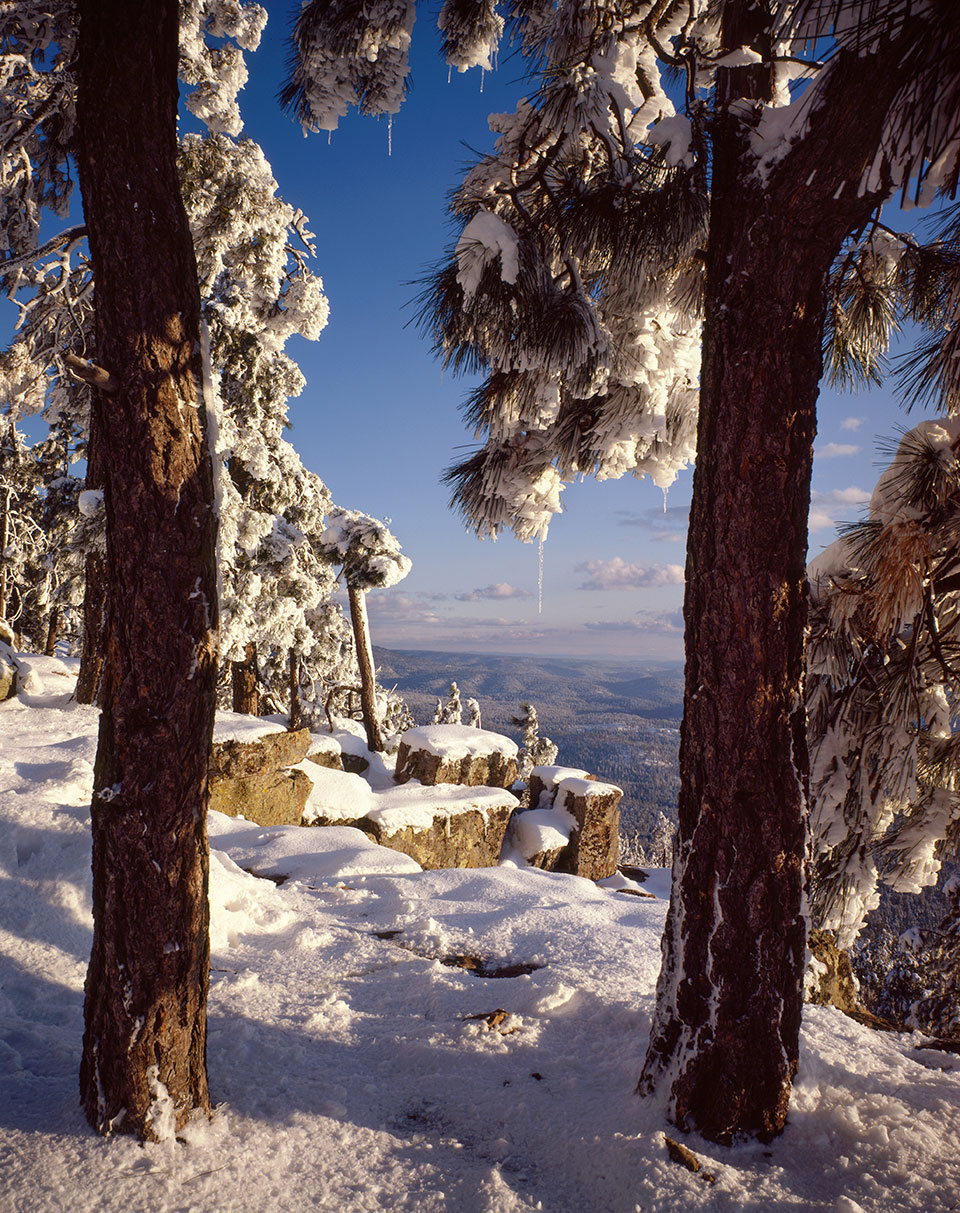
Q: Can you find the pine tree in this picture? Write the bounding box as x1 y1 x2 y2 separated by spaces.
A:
74 0 219 1138
808 419 960 949
510 701 559 781
320 506 412 751
440 681 463 724
285 0 960 1141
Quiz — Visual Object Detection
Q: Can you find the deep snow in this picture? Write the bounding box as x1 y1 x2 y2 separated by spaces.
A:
1 654 958 1212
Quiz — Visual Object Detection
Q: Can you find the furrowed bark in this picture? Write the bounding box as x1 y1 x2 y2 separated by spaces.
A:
348 583 384 752
639 14 920 1143
76 0 218 1139
231 641 259 715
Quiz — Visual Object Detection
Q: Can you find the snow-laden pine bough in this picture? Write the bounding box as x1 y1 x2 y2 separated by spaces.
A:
808 419 960 1036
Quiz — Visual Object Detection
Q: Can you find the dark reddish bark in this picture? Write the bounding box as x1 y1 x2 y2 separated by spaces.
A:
76 0 218 1138
348 584 384 752
231 641 259 715
639 16 920 1143
76 398 106 705
43 605 62 656
75 550 104 704
288 647 303 731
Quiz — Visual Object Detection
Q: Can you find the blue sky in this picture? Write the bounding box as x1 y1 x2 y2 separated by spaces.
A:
241 18 928 658
8 9 922 662
227 13 917 661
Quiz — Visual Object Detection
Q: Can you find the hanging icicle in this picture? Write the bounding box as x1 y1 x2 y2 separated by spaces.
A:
480 68 485 95
538 538 544 614
388 114 393 157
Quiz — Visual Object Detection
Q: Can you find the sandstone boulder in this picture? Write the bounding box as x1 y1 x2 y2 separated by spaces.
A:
394 724 518 789
357 783 518 870
209 726 313 826
0 641 17 702
523 765 622 880
305 735 343 771
211 727 311 778
505 804 576 870
807 929 858 1013
209 768 313 827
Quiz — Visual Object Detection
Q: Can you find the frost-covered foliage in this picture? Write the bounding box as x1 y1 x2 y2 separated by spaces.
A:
906 872 960 1037
436 681 463 725
0 2 361 711
422 1 708 542
321 507 412 592
0 414 91 651
619 812 676 868
281 0 417 132
176 129 349 705
807 419 960 947
179 0 267 136
510 701 558 781
822 206 960 408
465 696 482 728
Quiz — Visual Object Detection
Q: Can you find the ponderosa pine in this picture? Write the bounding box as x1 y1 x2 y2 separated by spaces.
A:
74 0 218 1137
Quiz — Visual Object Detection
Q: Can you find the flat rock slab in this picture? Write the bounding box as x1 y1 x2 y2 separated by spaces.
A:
211 726 312 779
395 724 519 789
209 768 313 827
358 783 519 870
209 727 315 826
527 765 623 880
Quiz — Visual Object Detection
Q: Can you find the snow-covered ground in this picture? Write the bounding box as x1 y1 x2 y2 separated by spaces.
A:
2 655 958 1212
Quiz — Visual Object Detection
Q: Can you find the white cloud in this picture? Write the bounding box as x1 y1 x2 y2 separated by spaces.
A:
585 608 684 635
616 505 690 530
576 558 685 591
808 486 870 531
455 582 533 602
840 416 866 431
817 442 860 458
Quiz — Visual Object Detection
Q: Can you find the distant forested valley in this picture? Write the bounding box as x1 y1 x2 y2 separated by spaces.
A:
374 647 683 848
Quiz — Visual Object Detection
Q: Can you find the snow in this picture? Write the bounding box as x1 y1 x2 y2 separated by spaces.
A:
401 724 519 761
212 710 287 744
366 782 519 832
455 208 520 297
299 764 375 823
2 656 960 1211
507 805 576 860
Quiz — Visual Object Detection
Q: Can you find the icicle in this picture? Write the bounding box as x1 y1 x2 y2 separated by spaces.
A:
327 130 332 146
448 65 452 85
388 114 393 158
480 69 485 95
538 538 544 614
662 487 668 513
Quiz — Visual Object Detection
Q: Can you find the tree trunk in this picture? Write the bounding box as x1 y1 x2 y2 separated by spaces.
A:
44 605 62 656
75 551 104 704
638 15 919 1143
76 398 106 705
288 647 302 731
0 483 10 626
75 0 219 1139
347 584 383 752
231 641 259 715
